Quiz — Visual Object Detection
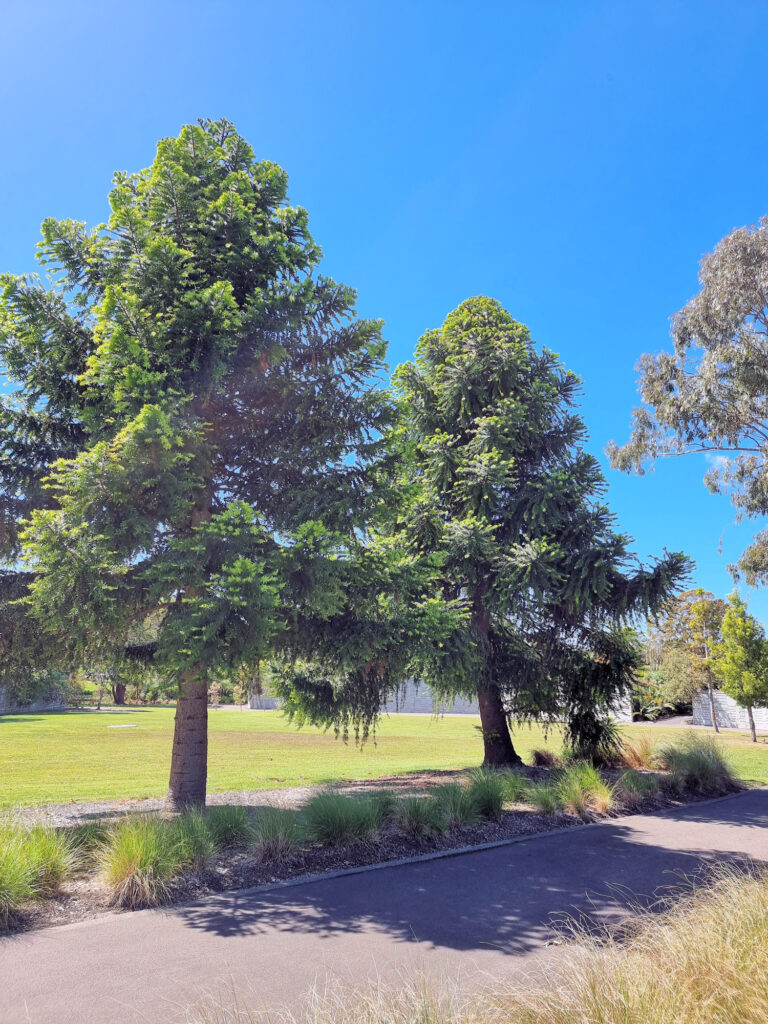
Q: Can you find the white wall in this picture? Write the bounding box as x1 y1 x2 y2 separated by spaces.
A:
693 690 768 730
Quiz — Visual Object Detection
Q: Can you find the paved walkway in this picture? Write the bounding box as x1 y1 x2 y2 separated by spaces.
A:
2 789 767 1024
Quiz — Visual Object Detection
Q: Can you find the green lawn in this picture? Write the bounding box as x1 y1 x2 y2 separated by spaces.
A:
1 708 767 807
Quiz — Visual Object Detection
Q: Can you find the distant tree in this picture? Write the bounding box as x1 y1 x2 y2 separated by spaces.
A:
609 217 768 583
712 592 768 743
647 588 726 731
0 119 392 808
388 297 690 764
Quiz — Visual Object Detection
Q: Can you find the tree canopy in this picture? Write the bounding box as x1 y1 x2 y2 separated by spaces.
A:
712 591 768 742
0 119 394 806
387 297 690 763
609 218 768 583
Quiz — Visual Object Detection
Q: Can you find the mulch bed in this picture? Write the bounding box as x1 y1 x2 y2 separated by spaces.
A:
3 768 729 937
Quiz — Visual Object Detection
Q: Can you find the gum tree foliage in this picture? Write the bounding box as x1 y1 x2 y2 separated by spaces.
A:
712 592 768 743
0 119 429 808
609 218 768 583
647 588 726 731
383 297 690 764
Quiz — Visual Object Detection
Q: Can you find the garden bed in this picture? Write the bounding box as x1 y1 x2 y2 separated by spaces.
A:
1 733 741 937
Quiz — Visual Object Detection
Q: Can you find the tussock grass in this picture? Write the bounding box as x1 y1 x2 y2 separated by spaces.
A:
301 793 381 846
654 733 737 795
621 732 657 770
206 806 253 850
431 783 480 827
554 761 616 819
499 770 528 803
396 796 447 839
530 748 559 767
618 770 660 810
253 807 298 864
97 816 182 909
189 868 768 1024
525 782 563 815
0 818 76 926
172 810 216 870
466 768 505 819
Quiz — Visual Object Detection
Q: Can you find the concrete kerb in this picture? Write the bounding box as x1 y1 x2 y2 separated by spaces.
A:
180 784 766 905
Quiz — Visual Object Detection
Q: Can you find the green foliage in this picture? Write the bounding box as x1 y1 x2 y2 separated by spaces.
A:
97 817 183 908
467 767 506 819
171 810 216 869
525 782 563 815
712 592 768 712
205 806 253 849
0 818 76 926
396 796 448 839
252 807 298 863
301 793 381 846
431 783 481 827
654 734 737 795
388 296 690 761
554 762 616 818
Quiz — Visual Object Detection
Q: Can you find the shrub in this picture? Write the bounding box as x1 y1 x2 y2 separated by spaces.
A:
301 793 381 846
431 783 480 828
467 768 505 819
97 816 182 909
531 748 559 767
525 782 564 815
253 807 298 864
396 797 448 840
621 732 657 769
206 806 253 850
653 734 737 795
171 810 216 870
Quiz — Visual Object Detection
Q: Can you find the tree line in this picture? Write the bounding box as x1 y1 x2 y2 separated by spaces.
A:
6 117 763 808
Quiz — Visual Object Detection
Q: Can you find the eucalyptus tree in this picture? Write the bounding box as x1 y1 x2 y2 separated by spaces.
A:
609 217 768 583
0 119 393 808
389 297 690 764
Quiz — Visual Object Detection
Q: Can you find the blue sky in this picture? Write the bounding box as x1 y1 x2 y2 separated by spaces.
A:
2 0 768 618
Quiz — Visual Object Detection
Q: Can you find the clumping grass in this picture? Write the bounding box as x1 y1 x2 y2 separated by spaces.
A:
301 793 381 846
97 816 182 909
500 770 529 804
621 732 657 770
431 783 480 827
525 782 563 815
0 818 76 926
253 807 298 864
206 806 253 850
171 810 216 870
530 748 559 767
618 770 660 810
467 768 506 819
396 796 448 839
653 733 738 795
368 789 398 823
189 868 768 1024
554 762 616 819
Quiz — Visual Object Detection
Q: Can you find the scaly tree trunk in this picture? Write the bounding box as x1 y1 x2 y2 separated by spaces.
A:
473 596 522 767
477 682 522 767
111 682 127 706
747 704 757 743
707 679 720 733
166 670 209 810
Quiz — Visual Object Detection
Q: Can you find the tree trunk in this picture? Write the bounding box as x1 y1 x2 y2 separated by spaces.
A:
477 682 522 767
166 672 209 810
247 666 263 709
747 704 757 743
111 683 127 706
707 680 720 733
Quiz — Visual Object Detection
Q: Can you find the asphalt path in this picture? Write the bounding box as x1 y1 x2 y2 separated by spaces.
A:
2 789 767 1024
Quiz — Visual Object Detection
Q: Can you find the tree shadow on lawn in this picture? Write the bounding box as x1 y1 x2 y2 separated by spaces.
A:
169 789 768 956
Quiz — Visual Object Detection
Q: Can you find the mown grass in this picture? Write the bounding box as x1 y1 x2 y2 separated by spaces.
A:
190 867 768 1024
2 710 766 808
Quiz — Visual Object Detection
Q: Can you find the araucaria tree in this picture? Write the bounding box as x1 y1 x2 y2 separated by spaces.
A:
392 298 689 765
713 592 768 743
609 217 768 583
0 119 391 808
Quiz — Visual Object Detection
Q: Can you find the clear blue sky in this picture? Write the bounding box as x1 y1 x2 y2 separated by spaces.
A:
2 1 768 618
